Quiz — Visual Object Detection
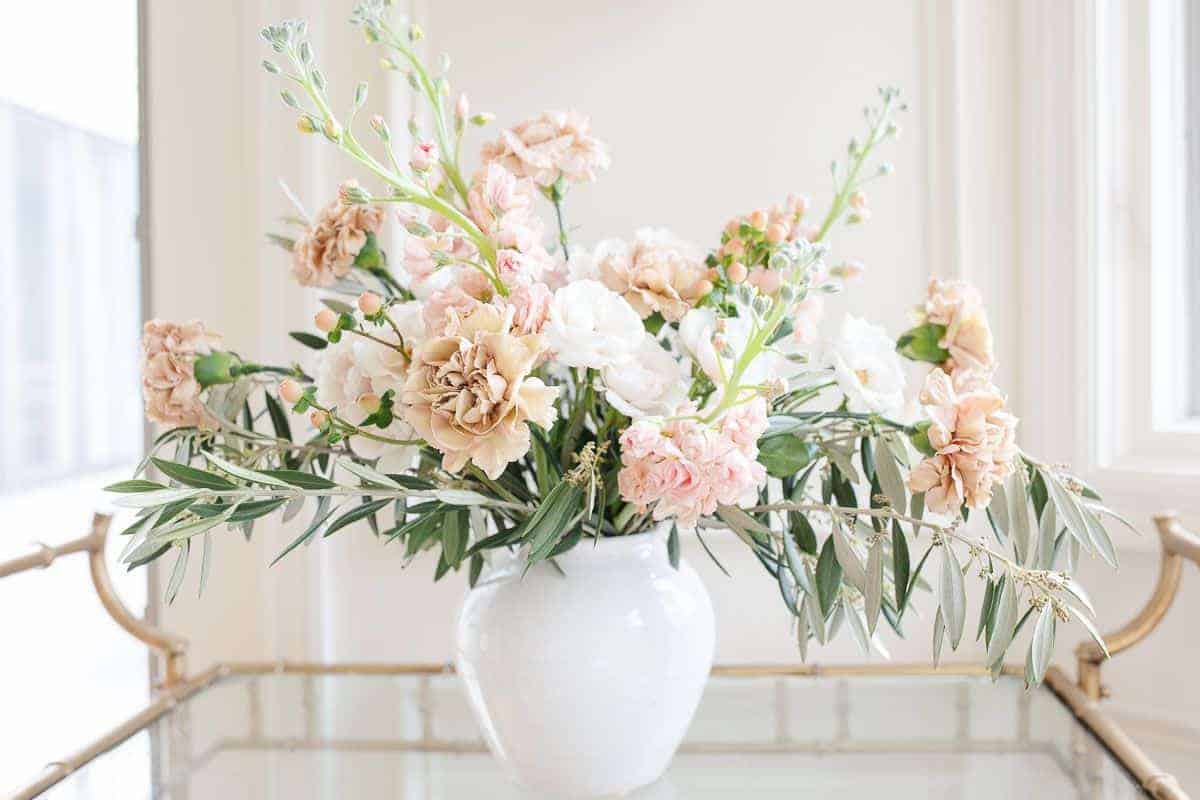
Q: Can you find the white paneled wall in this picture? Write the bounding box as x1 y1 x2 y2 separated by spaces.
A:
143 0 1197 743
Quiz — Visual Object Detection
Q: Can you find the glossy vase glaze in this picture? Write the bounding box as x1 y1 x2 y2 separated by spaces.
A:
455 524 715 798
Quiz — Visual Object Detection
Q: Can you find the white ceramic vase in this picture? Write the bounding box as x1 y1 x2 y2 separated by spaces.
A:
455 524 715 798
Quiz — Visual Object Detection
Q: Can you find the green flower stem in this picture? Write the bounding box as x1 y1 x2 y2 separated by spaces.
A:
377 21 471 204
550 188 570 260
282 47 505 296
813 92 897 242
344 327 405 353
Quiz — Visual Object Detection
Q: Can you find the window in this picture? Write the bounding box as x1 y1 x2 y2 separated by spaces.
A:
0 1 149 793
1187 0 1200 418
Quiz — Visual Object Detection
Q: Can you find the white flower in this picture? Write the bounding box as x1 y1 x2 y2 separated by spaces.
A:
544 279 643 369
351 302 425 395
601 333 690 417
315 334 419 470
678 307 791 393
822 315 906 416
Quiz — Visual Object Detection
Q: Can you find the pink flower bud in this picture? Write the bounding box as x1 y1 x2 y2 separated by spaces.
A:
723 239 745 258
727 261 748 283
455 93 469 121
278 379 303 404
695 279 714 297
309 410 329 428
315 308 339 333
410 140 439 172
357 392 381 414
357 291 383 315
787 193 809 220
724 219 740 237
849 191 868 210
765 223 788 244
748 209 769 230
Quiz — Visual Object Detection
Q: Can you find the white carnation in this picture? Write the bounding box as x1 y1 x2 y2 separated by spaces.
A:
822 314 906 416
678 306 790 390
544 279 643 369
315 331 419 471
601 333 690 417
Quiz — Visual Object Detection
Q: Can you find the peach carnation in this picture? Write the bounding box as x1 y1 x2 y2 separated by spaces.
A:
922 277 996 374
480 110 611 187
141 320 221 427
401 304 559 479
906 368 1019 513
291 181 385 287
595 228 709 322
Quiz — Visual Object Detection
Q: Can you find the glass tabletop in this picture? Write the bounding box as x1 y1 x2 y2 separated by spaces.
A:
30 670 1145 799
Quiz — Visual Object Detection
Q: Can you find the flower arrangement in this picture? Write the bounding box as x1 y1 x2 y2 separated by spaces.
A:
110 1 1127 685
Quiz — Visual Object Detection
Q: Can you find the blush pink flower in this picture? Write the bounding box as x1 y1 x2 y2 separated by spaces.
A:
907 368 1019 513
506 281 554 335
422 285 484 336
922 277 996 375
291 181 385 287
481 110 611 186
720 398 770 456
617 410 769 528
141 320 221 427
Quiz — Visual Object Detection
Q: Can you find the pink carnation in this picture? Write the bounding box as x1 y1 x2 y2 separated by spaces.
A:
422 285 484 336
617 411 769 528
923 277 996 375
290 182 385 288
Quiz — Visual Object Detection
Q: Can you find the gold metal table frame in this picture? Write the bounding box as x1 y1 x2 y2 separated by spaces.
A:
2 511 1196 800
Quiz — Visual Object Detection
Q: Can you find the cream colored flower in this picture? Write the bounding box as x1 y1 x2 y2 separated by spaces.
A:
922 277 996 374
402 304 559 478
480 110 610 186
291 181 385 287
141 320 221 427
907 368 1018 513
595 228 709 322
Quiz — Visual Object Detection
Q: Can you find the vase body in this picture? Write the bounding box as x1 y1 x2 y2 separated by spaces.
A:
455 525 715 798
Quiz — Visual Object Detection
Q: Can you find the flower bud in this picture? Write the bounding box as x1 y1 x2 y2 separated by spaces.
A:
832 259 866 282
455 93 470 121
357 392 382 414
370 114 390 141
765 223 788 244
309 410 329 428
724 219 740 237
849 191 868 210
353 81 368 109
357 291 383 315
723 238 745 258
379 57 397 71
695 279 714 297
280 89 299 108
847 209 871 224
321 117 342 142
469 112 495 126
262 60 281 74
787 193 809 220
727 261 748 283
278 379 303 404
315 308 339 333
410 140 439 172
748 209 769 230
408 23 424 42
296 115 318 134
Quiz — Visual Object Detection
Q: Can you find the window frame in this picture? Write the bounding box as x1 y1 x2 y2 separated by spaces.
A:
1019 0 1200 543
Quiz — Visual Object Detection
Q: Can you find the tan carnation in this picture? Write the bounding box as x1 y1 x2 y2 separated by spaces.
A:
595 228 709 322
480 110 610 187
907 368 1018 513
291 180 385 287
402 304 559 479
141 320 221 428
